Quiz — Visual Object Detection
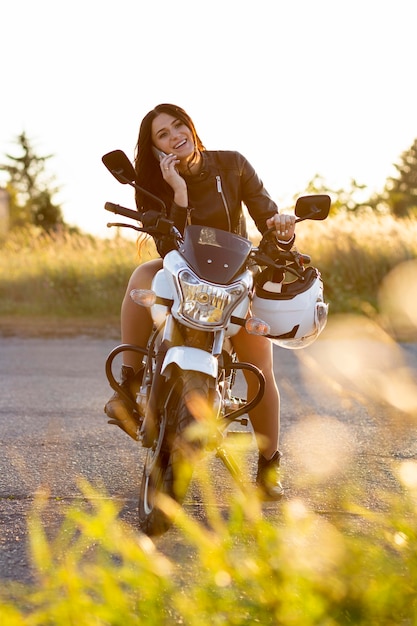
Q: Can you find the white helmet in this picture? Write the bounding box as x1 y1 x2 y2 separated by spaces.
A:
251 266 328 349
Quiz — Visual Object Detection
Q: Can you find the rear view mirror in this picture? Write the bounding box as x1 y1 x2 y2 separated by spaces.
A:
295 195 331 221
102 150 137 184
102 148 167 214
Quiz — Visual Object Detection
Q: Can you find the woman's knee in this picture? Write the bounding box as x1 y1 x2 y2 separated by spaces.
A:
233 332 273 367
127 259 163 291
232 333 276 388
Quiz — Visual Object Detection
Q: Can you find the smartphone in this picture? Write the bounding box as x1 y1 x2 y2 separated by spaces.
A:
152 146 168 161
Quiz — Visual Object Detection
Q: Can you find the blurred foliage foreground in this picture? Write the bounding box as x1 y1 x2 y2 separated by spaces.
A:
1 212 417 340
1 451 417 625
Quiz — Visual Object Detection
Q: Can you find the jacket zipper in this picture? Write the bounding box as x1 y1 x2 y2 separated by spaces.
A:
216 175 232 231
186 207 193 226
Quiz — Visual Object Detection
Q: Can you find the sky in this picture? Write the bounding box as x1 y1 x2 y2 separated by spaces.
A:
1 0 416 237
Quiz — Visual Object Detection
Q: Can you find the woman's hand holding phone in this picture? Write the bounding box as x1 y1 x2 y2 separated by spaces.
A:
159 152 181 181
153 147 187 207
153 146 179 176
152 146 168 161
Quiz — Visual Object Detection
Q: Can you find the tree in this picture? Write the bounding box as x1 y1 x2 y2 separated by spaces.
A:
0 132 64 231
383 138 417 217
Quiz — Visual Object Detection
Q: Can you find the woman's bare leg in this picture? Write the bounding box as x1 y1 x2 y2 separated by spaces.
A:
120 258 163 371
231 331 279 459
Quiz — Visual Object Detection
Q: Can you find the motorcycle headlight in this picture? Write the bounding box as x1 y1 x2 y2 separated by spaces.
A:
178 270 245 327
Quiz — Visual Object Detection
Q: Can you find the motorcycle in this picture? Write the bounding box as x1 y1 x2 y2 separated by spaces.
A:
102 149 330 535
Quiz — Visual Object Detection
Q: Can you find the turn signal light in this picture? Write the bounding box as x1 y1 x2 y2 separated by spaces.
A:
245 317 271 336
130 289 156 308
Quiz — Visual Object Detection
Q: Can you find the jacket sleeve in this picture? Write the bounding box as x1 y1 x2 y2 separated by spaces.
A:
237 152 295 250
137 209 169 257
237 152 277 230
169 202 189 234
142 202 191 257
158 201 193 256
136 188 186 257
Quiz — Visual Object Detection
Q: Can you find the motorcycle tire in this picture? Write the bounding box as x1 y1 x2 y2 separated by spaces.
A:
138 370 211 536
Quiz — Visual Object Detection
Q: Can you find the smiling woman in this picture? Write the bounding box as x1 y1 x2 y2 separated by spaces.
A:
150 111 203 208
152 116 199 163
133 104 207 213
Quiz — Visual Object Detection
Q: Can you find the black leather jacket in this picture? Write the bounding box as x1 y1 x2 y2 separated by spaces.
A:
170 150 278 235
140 150 291 256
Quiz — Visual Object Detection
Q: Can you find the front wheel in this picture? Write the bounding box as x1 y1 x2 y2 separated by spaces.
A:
138 370 211 536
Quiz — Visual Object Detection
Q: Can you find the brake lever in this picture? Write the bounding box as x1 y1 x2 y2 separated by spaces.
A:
251 253 302 278
251 250 294 266
251 252 283 267
106 222 178 241
107 222 145 232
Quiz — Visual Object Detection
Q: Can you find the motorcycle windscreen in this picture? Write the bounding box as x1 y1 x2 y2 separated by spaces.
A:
180 225 252 284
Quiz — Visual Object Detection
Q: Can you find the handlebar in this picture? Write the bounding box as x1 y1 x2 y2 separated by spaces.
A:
104 201 183 246
105 202 310 278
252 226 311 279
105 202 143 222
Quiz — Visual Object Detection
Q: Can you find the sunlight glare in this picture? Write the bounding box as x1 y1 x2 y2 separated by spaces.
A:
286 415 354 482
398 460 417 490
298 315 417 416
378 260 417 340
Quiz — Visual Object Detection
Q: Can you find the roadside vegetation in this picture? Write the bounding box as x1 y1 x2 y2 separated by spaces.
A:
1 211 417 338
1 131 416 336
0 227 156 319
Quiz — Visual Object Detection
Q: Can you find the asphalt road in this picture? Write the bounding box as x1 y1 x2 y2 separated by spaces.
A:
1 322 417 585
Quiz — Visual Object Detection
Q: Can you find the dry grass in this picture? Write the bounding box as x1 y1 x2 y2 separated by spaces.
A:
0 227 156 320
1 213 417 338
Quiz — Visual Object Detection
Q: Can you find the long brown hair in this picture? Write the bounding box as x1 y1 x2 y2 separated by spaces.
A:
134 104 205 212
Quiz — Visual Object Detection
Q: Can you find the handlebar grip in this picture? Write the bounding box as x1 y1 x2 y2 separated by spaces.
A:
104 202 142 222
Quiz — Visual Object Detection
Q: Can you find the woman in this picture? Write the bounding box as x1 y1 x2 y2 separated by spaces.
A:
105 104 296 500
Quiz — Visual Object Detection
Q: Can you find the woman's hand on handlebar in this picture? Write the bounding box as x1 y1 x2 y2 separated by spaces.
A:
266 212 296 242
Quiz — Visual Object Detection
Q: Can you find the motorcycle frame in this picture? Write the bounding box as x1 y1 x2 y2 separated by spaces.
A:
105 306 265 486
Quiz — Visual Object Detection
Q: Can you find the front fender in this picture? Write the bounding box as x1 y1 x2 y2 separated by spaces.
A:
161 346 218 379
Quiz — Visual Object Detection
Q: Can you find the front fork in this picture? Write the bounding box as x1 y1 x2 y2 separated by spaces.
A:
104 322 266 444
159 324 265 425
